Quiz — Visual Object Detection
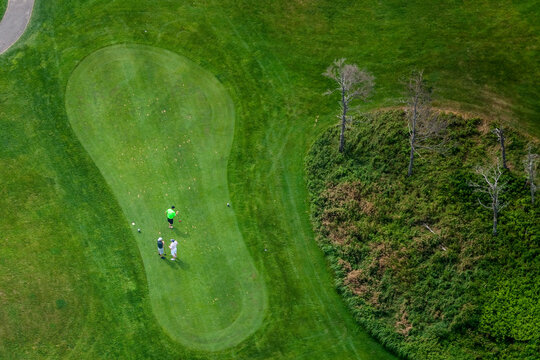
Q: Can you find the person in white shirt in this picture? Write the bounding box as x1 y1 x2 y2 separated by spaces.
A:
169 239 178 261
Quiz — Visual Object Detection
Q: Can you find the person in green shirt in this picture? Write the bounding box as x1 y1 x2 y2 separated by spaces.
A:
166 206 179 229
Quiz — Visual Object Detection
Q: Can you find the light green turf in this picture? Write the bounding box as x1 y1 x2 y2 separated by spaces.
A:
65 44 266 351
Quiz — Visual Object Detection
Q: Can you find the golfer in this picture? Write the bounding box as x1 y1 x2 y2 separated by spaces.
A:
157 237 165 259
166 206 179 229
169 239 178 261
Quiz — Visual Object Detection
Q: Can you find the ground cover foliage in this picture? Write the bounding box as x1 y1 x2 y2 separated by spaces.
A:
306 110 540 359
0 0 538 358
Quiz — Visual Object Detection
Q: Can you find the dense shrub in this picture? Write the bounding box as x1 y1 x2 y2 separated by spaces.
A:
305 110 539 359
480 273 540 341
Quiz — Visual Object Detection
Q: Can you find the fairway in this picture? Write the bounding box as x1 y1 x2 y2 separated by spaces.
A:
65 44 266 351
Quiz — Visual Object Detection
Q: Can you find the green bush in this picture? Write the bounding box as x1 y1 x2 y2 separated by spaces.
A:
480 275 540 341
305 110 539 359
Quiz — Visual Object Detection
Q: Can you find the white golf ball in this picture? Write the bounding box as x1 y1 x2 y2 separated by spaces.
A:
132 222 135 225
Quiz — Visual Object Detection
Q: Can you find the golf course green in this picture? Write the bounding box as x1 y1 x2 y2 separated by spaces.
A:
0 0 538 359
65 44 266 351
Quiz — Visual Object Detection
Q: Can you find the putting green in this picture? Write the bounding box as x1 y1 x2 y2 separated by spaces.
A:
65 44 266 351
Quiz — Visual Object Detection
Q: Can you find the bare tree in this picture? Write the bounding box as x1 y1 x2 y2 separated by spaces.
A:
523 144 539 205
469 161 507 236
405 70 446 177
492 127 508 169
323 58 374 153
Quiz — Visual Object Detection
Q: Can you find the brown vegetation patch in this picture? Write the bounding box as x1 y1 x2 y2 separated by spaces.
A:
477 118 491 135
368 241 403 275
344 269 367 296
320 181 376 245
321 217 357 246
395 303 413 337
338 258 352 272
343 269 382 308
360 199 375 215
340 241 409 310
369 291 382 308
322 181 375 215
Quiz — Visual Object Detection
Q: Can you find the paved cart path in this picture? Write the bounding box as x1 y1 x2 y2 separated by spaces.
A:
0 0 35 54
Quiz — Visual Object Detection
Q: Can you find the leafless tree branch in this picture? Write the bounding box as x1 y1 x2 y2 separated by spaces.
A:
323 58 375 153
423 223 436 234
469 161 507 235
405 70 447 176
492 127 508 169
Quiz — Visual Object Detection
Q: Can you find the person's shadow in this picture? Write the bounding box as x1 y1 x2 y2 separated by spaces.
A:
163 257 189 270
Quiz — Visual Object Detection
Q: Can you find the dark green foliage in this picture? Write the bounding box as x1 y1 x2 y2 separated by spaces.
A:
306 110 539 359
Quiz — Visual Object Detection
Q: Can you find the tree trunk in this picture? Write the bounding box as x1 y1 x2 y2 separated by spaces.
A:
532 181 535 205
408 144 415 177
493 208 498 236
339 86 347 153
339 114 346 153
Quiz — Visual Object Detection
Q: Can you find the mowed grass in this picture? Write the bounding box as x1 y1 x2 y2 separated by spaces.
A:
0 0 538 359
65 44 266 351
0 0 7 19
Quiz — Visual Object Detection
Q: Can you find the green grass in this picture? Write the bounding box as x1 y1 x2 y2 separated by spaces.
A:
0 0 538 359
65 44 266 351
0 0 6 20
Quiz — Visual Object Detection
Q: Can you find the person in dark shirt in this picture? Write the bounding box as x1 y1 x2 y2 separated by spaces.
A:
157 237 166 259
